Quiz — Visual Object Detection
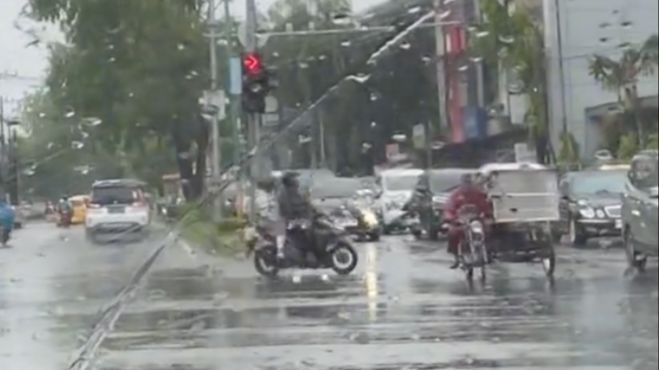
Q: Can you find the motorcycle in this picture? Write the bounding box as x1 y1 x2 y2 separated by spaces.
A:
443 205 489 281
248 213 359 278
57 208 73 228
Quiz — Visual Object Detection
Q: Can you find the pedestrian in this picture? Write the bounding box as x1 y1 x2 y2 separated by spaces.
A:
0 197 16 247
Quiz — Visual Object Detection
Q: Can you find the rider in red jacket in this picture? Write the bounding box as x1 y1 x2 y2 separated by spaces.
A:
443 174 492 269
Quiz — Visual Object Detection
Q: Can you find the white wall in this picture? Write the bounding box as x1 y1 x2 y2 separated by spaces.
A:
544 0 659 160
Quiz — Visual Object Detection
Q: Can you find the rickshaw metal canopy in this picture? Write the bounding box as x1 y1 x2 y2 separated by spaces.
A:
479 162 560 224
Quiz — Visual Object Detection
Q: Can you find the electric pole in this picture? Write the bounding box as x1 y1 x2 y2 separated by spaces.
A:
223 0 243 216
246 0 259 221
434 0 449 142
208 0 223 221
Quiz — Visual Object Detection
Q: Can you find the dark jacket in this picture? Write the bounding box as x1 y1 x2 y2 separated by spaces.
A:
278 187 313 221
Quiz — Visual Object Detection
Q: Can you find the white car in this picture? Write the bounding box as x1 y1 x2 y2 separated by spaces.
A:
374 168 424 233
85 179 151 243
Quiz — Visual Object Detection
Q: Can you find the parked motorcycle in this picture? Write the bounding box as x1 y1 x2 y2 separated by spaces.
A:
248 213 359 278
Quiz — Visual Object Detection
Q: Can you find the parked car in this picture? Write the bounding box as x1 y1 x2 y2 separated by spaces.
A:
13 205 26 229
374 168 424 234
85 179 151 243
557 169 627 246
622 150 658 272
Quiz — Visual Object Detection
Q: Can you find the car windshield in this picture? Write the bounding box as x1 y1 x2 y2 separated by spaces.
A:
429 171 471 193
6 0 659 367
92 187 138 205
311 179 361 200
571 171 627 195
384 175 419 192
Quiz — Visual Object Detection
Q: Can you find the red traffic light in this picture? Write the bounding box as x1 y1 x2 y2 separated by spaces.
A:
243 52 263 76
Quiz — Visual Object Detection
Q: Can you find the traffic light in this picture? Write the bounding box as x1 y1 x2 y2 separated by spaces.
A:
242 52 269 113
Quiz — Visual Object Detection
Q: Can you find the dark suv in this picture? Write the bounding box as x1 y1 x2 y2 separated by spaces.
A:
622 151 658 272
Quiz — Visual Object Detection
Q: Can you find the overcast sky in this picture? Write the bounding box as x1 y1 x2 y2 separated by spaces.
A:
0 0 386 115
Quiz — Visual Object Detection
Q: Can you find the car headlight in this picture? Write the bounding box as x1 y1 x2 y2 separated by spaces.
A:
470 220 484 234
362 210 378 227
579 207 596 218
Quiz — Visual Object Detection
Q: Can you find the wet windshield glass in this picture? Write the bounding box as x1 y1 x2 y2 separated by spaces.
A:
3 0 658 368
571 172 627 195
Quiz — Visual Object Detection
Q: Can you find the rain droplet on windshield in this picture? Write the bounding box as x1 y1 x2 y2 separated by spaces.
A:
399 41 412 50
438 9 452 20
23 166 37 177
71 141 85 150
498 35 515 44
177 43 186 51
64 110 76 118
370 93 379 102
332 13 352 26
407 6 423 15
38 112 46 118
621 20 633 29
476 30 490 38
83 117 103 127
341 40 352 47
458 64 470 72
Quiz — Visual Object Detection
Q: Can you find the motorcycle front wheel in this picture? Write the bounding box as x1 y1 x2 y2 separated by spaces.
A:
330 242 359 275
254 247 279 278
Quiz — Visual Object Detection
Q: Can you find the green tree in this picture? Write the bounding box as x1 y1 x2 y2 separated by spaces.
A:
589 34 658 148
470 0 552 164
27 0 210 200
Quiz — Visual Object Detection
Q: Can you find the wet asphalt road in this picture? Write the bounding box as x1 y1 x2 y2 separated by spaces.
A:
1 223 658 370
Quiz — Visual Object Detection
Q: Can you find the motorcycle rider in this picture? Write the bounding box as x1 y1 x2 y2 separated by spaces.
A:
277 172 317 260
58 196 73 226
443 173 492 269
404 172 435 235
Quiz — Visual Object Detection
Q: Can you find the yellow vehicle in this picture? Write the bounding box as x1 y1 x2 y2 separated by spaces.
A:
70 195 90 225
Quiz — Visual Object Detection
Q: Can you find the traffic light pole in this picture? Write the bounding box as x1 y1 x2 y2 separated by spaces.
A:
208 0 223 222
246 0 258 221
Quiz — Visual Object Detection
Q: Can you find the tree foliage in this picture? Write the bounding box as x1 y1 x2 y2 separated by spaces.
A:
26 0 211 200
589 34 659 148
470 0 551 163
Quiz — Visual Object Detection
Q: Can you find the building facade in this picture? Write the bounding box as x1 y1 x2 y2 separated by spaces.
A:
543 0 659 160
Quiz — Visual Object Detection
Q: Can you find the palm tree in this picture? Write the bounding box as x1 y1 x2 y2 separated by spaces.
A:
589 34 658 148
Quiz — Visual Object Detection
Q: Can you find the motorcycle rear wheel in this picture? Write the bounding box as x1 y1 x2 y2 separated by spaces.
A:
254 248 279 278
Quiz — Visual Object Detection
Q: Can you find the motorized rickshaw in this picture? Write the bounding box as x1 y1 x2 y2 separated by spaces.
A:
69 195 90 225
479 162 559 278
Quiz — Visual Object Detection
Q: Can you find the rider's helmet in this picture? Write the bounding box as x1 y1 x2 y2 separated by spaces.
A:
460 173 474 187
281 172 300 189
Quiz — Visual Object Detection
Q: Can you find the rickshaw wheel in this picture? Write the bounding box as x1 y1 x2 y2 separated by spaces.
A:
465 267 474 281
542 246 556 278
